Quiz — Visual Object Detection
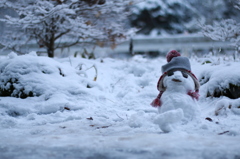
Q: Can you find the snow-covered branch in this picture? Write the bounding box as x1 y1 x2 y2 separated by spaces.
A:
201 0 240 52
202 19 240 43
0 0 140 57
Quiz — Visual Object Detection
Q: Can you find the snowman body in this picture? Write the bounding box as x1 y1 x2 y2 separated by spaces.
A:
155 71 200 132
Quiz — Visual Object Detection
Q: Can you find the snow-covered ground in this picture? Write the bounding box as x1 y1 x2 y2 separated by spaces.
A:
0 52 240 159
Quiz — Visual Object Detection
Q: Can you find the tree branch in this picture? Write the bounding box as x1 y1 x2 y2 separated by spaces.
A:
55 38 81 49
54 29 71 40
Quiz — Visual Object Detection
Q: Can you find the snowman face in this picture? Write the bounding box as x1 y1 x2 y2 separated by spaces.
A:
163 70 194 91
167 70 188 79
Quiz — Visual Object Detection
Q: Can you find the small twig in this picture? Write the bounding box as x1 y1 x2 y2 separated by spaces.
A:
218 131 230 135
90 125 112 129
64 107 70 110
97 125 111 129
75 63 85 70
205 117 213 122
92 65 98 81
116 114 124 121
106 98 116 103
87 117 93 120
85 65 98 81
68 56 72 66
75 64 98 81
111 78 124 92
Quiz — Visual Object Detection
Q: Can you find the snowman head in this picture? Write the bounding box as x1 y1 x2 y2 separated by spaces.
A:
157 53 200 92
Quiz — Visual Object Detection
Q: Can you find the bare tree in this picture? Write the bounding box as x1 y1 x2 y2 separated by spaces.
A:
0 0 138 57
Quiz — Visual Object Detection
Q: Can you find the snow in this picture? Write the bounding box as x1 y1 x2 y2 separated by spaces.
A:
0 52 240 159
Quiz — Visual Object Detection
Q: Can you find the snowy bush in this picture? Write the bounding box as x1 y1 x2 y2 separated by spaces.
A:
0 52 88 98
215 98 240 116
199 62 240 99
201 1 240 58
202 19 240 51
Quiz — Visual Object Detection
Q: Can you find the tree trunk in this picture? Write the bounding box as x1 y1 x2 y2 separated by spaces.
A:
47 48 54 58
47 34 55 58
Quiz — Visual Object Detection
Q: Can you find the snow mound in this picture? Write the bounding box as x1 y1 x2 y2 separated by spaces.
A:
0 52 96 116
199 62 240 99
0 52 89 98
215 98 240 116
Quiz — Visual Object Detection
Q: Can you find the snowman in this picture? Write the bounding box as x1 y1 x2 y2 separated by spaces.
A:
151 50 200 132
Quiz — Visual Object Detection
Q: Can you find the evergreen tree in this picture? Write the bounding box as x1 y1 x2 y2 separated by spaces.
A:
189 0 227 25
129 0 199 35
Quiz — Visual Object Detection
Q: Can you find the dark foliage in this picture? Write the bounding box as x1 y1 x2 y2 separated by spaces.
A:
130 2 196 35
0 67 65 99
206 84 240 99
82 0 106 6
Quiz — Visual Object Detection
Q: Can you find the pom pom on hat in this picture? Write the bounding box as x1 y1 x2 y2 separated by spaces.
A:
166 50 181 62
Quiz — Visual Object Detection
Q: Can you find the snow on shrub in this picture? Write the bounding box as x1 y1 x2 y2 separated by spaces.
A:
199 62 240 99
0 52 88 98
215 98 240 116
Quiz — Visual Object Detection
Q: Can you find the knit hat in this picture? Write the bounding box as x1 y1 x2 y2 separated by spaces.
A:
150 50 200 107
162 56 191 73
